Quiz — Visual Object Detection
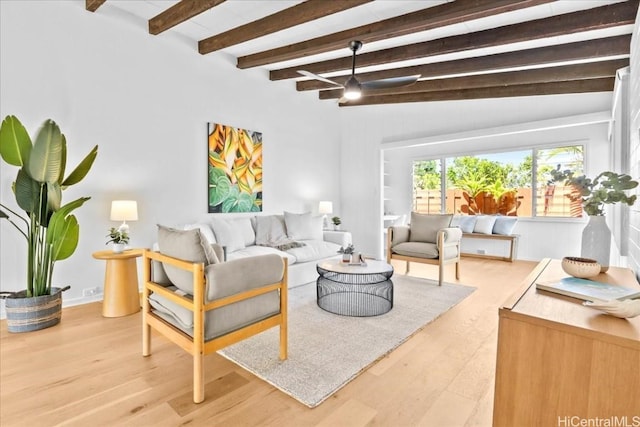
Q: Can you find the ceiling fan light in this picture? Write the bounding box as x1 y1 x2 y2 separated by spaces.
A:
343 77 361 100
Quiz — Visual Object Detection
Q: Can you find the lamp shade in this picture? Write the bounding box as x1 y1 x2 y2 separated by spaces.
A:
318 201 333 214
110 200 138 222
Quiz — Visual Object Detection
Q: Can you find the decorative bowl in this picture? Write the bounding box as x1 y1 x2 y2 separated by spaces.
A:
561 257 601 278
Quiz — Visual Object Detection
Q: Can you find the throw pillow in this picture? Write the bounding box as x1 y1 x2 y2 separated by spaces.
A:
157 225 219 294
284 211 323 240
473 215 498 234
183 223 216 244
255 215 288 245
409 212 453 243
493 216 518 235
459 216 478 233
210 219 246 253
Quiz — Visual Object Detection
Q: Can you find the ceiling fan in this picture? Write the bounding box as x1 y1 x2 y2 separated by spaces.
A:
298 40 421 102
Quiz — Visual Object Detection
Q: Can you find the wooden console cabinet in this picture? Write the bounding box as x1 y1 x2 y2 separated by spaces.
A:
493 259 640 426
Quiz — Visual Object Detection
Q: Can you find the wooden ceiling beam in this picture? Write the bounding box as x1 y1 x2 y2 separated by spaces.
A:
320 59 628 99
271 0 638 80
86 0 106 12
237 0 553 69
339 78 616 107
297 35 631 91
198 0 372 55
149 0 226 35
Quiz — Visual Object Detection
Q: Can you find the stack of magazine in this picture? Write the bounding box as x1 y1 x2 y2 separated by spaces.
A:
536 276 640 302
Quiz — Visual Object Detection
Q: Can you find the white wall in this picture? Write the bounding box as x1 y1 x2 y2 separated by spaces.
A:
0 1 341 308
338 94 615 260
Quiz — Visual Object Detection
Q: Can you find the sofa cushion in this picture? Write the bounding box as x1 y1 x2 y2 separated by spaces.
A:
284 239 341 263
255 215 288 246
409 213 453 243
284 211 323 241
183 223 216 244
226 244 297 264
473 215 497 234
157 225 219 294
210 218 247 253
493 216 518 235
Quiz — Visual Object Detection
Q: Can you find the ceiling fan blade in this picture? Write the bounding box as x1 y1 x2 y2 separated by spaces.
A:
297 70 342 87
361 75 421 90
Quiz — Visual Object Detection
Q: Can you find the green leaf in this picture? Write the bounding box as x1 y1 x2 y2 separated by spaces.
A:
47 197 90 261
0 115 32 167
27 120 63 183
47 182 62 212
208 173 231 207
62 145 98 187
48 215 80 261
15 168 43 214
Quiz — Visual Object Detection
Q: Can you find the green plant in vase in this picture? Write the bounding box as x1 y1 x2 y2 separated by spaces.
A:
551 167 638 272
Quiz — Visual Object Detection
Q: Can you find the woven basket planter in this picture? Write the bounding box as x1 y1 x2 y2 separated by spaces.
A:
2 286 70 333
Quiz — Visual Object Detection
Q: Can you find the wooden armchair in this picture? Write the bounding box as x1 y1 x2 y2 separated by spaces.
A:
142 248 287 403
386 213 461 286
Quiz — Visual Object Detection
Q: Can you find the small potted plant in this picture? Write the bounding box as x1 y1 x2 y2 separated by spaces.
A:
106 227 130 253
331 216 341 230
337 243 355 262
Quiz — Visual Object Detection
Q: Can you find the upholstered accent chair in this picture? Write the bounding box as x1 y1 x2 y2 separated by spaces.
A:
142 226 288 403
386 212 462 286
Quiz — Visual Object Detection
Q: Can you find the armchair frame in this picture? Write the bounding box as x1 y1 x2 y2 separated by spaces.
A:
141 249 288 403
386 227 460 286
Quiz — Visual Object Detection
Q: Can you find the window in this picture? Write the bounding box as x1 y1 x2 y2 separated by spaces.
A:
411 144 584 217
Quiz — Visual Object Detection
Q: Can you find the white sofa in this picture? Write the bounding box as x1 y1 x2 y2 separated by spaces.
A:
162 212 352 288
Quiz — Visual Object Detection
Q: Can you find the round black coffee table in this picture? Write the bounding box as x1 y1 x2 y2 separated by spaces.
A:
316 259 394 317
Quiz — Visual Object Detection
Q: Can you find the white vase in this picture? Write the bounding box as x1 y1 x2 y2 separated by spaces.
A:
581 215 610 273
334 224 341 231
112 243 125 254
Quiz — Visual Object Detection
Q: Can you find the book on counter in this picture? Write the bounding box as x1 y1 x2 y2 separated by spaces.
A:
536 276 640 302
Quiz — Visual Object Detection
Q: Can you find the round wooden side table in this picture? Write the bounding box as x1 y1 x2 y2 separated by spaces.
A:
92 249 143 317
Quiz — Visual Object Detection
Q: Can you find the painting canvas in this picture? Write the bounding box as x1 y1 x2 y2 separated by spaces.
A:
208 123 262 213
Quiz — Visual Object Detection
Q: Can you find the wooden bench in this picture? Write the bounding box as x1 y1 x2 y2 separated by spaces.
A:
461 233 519 262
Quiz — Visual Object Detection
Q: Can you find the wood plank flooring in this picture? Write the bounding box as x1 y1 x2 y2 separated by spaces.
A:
0 257 537 427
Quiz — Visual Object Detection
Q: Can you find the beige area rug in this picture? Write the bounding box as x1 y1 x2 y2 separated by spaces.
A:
218 275 475 408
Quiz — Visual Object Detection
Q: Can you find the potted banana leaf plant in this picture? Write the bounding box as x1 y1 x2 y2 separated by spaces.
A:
0 116 98 332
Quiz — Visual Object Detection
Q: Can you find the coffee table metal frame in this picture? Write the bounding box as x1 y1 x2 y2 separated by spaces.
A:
316 259 394 317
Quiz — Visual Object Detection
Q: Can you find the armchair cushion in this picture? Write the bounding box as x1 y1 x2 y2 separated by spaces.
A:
439 227 463 247
206 254 285 301
392 242 439 259
157 225 220 294
390 225 410 247
409 213 453 243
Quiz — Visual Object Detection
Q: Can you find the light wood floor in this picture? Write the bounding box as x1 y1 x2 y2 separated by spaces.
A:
1 257 537 427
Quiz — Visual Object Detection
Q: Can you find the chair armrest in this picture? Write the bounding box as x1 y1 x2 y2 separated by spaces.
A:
389 225 410 247
439 227 462 246
323 230 352 247
205 254 286 302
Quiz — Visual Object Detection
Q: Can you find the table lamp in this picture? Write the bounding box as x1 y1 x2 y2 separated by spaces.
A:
110 200 138 232
319 201 333 229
